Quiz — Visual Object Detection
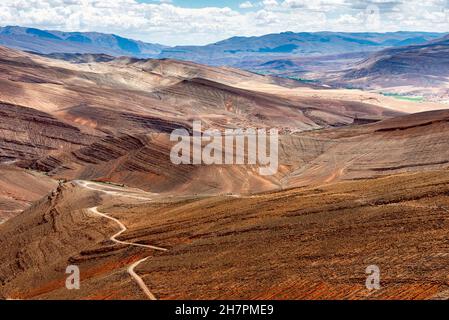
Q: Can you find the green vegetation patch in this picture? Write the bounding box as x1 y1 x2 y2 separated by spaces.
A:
381 93 424 102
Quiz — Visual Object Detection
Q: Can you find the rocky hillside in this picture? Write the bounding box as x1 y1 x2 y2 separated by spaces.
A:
326 35 449 100
160 31 445 65
0 26 166 58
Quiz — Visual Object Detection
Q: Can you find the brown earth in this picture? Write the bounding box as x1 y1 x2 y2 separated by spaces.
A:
0 45 413 198
31 109 449 196
0 166 57 223
1 169 449 299
1 45 449 300
284 109 449 187
320 35 449 102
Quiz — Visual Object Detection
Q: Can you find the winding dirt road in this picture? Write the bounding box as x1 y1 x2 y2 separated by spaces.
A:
76 180 156 201
128 257 158 300
76 181 168 300
88 207 167 252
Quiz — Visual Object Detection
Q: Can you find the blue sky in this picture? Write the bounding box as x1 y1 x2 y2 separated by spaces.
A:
1 0 449 45
138 1 248 10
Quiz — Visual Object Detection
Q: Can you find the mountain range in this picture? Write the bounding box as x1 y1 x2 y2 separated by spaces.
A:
159 31 446 65
333 35 449 88
3 22 449 300
2 45 449 299
0 26 445 64
305 34 449 102
0 26 166 58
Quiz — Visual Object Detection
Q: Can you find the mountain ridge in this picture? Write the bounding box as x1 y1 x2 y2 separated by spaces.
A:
159 31 447 65
0 26 446 66
323 33 449 101
0 26 167 58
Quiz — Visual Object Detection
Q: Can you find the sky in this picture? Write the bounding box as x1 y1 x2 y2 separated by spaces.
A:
1 0 449 45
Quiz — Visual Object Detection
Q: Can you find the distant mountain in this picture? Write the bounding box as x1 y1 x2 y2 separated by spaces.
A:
326 34 449 100
1 26 446 70
159 31 446 65
31 52 116 64
0 26 167 57
342 35 449 79
238 51 372 78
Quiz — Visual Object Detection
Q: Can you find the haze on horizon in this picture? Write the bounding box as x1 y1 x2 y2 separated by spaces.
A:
1 0 449 46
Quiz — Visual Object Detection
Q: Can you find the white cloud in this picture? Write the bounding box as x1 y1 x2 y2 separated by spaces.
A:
262 0 279 7
0 0 448 45
282 0 309 9
239 1 254 9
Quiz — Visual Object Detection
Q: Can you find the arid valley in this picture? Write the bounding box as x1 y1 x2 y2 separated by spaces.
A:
2 20 449 301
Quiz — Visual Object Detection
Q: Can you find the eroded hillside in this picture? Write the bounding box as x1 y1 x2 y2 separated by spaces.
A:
2 170 449 299
2 45 449 301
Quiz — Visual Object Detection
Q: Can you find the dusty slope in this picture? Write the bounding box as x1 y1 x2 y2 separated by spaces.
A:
237 81 449 114
0 183 130 300
0 166 57 223
1 45 448 198
2 170 449 299
323 35 449 101
285 109 449 187
118 170 449 300
0 102 96 163
27 109 449 195
0 45 407 128
2 45 449 300
0 180 173 300
30 131 318 195
0 44 424 196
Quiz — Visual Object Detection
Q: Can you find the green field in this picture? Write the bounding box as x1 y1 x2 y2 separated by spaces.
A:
286 76 318 84
381 93 425 102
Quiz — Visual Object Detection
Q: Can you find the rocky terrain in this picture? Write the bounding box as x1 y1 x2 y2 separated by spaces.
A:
0 166 57 223
322 35 449 101
2 166 449 299
0 45 414 197
1 44 449 300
